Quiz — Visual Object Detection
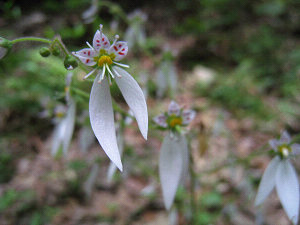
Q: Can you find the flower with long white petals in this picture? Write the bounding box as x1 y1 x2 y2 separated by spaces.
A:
51 99 76 156
72 25 148 172
255 131 300 225
153 101 195 210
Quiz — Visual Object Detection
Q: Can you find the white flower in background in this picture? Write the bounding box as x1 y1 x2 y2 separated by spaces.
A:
82 0 98 24
72 25 148 171
156 48 178 98
255 131 300 225
51 99 76 156
153 101 196 210
125 9 147 49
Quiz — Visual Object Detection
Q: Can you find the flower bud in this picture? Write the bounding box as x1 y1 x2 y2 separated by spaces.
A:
51 46 60 56
39 47 51 57
0 37 12 48
0 37 12 59
64 55 78 70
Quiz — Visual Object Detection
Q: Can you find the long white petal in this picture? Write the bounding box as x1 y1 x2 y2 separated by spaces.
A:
114 66 148 140
159 133 185 210
62 99 76 155
107 131 124 183
276 159 299 225
254 157 280 206
180 135 189 186
89 75 122 171
51 120 65 156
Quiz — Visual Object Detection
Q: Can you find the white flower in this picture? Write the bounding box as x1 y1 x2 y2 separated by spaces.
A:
72 25 148 171
125 9 147 49
156 60 178 98
154 101 195 210
255 131 300 225
153 101 196 130
51 99 76 156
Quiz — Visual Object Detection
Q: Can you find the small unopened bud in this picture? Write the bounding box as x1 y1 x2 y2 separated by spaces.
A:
39 47 51 57
0 37 12 59
51 46 60 56
64 55 78 70
0 37 12 49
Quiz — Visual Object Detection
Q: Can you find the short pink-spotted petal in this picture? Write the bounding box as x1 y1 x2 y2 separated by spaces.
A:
73 48 97 58
168 101 180 116
182 110 196 125
74 55 96 66
89 74 122 171
93 30 110 51
109 41 128 61
153 113 167 128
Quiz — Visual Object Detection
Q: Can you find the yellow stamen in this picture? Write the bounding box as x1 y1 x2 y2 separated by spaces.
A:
169 117 182 128
98 55 113 67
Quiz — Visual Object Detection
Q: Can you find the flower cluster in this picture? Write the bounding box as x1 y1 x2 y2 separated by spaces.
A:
73 25 148 171
153 101 196 210
255 131 300 225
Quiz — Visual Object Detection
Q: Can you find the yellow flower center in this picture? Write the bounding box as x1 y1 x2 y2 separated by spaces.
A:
278 144 291 158
169 117 182 128
97 55 113 67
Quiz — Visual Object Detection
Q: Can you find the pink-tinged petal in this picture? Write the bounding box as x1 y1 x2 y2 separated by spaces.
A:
269 139 279 151
73 48 97 58
153 113 167 128
276 159 299 225
254 157 280 206
182 109 196 125
159 133 185 210
109 41 128 61
89 74 122 171
62 99 76 155
168 101 180 116
114 66 148 140
291 143 300 155
93 30 110 51
280 130 291 144
73 54 96 66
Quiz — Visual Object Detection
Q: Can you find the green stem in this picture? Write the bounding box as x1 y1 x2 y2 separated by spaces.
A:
11 37 52 44
71 87 90 99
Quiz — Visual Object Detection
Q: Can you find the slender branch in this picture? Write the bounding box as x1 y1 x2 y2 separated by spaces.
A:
11 37 52 44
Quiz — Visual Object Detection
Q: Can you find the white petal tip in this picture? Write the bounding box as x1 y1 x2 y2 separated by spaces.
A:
116 163 123 172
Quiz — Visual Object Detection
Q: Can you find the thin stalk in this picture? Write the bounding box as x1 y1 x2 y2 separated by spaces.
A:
11 37 52 44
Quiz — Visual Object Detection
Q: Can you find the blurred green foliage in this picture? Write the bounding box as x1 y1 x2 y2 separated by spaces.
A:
176 0 300 97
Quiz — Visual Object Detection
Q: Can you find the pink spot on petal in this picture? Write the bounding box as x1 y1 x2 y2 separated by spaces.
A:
121 48 125 51
119 44 122 48
114 46 118 51
102 38 105 41
88 51 90 56
96 40 100 43
86 59 90 63
119 52 124 55
97 44 100 46
104 42 108 45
